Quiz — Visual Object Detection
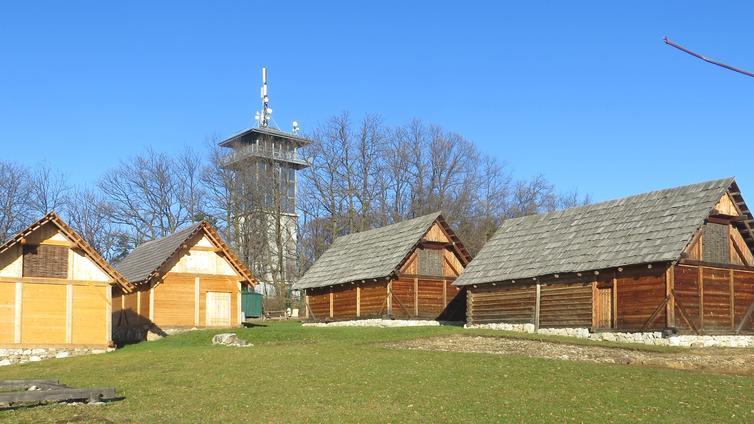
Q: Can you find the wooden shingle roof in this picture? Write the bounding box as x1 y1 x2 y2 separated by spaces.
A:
115 221 254 286
455 178 749 287
293 212 468 290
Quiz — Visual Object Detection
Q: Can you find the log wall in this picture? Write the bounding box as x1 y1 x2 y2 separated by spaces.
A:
467 284 536 325
615 267 667 330
539 282 592 327
304 277 462 321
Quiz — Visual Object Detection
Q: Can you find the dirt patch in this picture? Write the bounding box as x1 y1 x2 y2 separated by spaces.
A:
388 334 754 375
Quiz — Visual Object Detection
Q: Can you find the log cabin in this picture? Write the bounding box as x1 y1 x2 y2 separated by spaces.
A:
0 212 131 348
293 212 472 321
455 178 754 335
112 221 254 343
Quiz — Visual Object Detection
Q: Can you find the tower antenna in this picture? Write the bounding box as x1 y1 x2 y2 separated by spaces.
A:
255 67 272 127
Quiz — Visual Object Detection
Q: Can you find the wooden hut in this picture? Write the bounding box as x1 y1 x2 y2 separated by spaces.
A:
0 212 131 348
455 178 754 334
112 221 254 342
294 212 472 321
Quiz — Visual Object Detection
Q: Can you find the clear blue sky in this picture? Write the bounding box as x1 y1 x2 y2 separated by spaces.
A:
1 2 753 202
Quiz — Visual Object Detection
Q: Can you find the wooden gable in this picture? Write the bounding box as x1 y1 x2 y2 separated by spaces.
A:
712 192 740 217
399 219 468 278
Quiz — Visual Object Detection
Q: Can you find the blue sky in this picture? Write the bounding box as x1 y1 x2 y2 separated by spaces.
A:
1 2 753 201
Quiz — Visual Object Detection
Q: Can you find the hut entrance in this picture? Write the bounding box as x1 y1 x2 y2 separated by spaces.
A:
206 292 231 327
594 285 613 329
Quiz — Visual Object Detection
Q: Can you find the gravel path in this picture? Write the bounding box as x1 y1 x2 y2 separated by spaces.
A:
388 334 754 374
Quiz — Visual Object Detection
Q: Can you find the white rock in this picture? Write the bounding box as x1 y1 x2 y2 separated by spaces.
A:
29 355 42 362
212 333 251 347
55 351 70 359
0 359 11 366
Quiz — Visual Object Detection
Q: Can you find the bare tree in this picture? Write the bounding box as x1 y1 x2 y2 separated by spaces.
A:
65 188 122 260
98 148 204 245
29 163 70 216
0 161 30 241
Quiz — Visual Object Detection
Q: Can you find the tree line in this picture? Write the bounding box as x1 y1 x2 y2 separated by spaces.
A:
0 113 588 276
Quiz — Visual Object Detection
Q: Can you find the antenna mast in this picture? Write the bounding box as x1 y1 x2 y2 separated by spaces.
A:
255 67 272 127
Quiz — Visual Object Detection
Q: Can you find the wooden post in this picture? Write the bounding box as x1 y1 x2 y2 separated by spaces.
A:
356 286 361 318
591 280 597 328
137 290 142 323
194 277 200 327
386 280 393 318
329 289 334 319
442 278 447 307
65 284 73 344
534 283 541 329
414 277 419 317
666 265 675 328
730 269 736 330
149 285 155 322
305 294 310 319
237 281 242 325
698 266 704 332
14 281 22 343
105 285 112 344
612 273 618 329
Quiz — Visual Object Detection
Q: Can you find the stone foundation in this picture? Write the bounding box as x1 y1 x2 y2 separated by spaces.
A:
466 323 754 348
0 346 115 367
303 319 445 328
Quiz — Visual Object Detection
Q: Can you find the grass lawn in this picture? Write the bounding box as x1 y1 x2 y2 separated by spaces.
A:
1 322 754 423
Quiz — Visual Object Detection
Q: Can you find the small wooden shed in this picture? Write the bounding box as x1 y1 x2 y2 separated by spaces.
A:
455 178 754 334
0 212 131 348
112 221 254 342
293 212 472 321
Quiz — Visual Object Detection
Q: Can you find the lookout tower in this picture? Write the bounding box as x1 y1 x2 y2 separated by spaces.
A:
219 67 311 295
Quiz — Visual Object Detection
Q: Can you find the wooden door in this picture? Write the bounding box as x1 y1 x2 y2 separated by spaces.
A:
595 287 612 329
206 292 231 327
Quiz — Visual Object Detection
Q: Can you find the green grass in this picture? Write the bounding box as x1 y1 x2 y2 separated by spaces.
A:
1 322 753 423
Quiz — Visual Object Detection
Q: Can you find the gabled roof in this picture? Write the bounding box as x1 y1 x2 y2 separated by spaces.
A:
0 212 132 291
455 177 752 287
115 221 255 286
293 212 471 290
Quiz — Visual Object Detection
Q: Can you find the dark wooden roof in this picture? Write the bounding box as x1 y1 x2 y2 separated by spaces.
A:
293 212 471 290
455 177 752 287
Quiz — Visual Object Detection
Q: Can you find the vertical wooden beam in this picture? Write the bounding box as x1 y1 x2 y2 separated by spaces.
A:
442 278 447 307
666 264 675 328
356 286 361 318
591 280 597 328
730 269 736 329
610 271 618 328
467 286 474 325
194 277 200 327
329 288 334 319
698 265 704 332
14 281 22 343
105 285 112 344
414 277 419 317
236 281 242 326
149 285 155 322
65 284 73 344
305 293 310 319
386 280 393 318
137 290 142 323
534 283 541 330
